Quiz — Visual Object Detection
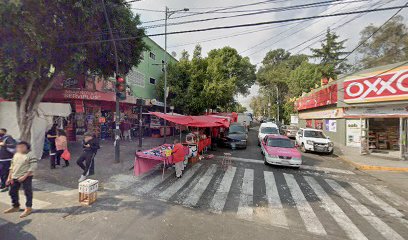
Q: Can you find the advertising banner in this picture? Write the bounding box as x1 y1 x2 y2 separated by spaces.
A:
344 68 408 103
346 120 361 147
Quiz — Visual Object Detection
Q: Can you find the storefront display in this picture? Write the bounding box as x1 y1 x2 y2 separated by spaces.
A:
346 120 362 147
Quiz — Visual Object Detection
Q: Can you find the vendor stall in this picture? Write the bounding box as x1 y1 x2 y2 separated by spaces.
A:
133 112 230 176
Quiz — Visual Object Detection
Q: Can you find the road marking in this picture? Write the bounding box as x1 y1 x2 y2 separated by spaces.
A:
0 192 51 209
263 171 288 228
219 156 354 175
134 169 174 195
350 182 408 226
32 179 76 196
326 179 404 240
305 176 367 240
371 185 407 208
209 166 237 214
158 163 202 201
182 164 218 207
283 173 326 236
237 168 254 220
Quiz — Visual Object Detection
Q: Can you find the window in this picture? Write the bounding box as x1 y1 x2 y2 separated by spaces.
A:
127 70 145 88
161 60 165 72
267 138 295 148
149 52 156 60
260 127 279 134
149 77 156 85
304 130 326 138
229 125 246 134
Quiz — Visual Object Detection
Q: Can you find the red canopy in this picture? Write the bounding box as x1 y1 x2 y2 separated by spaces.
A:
150 112 230 128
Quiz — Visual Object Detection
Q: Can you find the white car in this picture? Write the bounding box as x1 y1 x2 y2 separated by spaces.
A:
295 128 334 154
258 122 279 146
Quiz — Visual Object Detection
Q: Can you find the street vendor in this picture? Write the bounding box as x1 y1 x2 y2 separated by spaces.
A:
172 139 185 178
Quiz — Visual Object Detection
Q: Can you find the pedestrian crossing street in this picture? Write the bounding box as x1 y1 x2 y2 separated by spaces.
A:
129 163 408 240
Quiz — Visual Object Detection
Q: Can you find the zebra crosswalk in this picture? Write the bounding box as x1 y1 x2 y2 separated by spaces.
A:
129 163 408 239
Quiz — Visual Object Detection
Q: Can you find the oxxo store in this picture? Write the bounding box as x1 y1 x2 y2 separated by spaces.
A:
340 63 408 159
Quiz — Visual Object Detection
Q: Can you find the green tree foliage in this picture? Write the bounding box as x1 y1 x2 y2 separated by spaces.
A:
0 0 147 141
310 28 349 79
288 61 322 97
157 45 256 114
357 15 408 69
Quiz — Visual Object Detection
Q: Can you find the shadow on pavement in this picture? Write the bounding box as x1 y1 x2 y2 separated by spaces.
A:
0 219 37 240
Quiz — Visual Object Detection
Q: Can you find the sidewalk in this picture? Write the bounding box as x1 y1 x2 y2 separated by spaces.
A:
35 136 169 189
335 144 408 172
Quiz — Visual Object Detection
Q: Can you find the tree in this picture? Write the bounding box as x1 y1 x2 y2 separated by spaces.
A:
310 28 349 79
0 0 147 141
357 15 408 68
288 61 322 97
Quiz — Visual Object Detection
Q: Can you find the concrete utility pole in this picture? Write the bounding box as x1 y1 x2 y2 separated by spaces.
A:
101 0 120 163
163 6 189 144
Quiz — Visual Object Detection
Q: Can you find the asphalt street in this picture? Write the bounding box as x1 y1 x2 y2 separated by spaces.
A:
1 127 408 240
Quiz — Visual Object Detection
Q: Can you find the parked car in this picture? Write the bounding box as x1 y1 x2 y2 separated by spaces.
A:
295 128 334 154
258 122 279 146
285 125 299 138
261 135 302 168
221 123 248 149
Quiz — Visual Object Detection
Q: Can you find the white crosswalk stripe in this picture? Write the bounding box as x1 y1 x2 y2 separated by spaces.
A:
305 176 367 240
284 173 326 236
182 164 218 207
129 163 407 240
264 171 288 228
350 183 407 223
326 179 404 240
237 169 254 220
134 169 174 195
209 166 236 214
371 185 407 208
158 163 202 201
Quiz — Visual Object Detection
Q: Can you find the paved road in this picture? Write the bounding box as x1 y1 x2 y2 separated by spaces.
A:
1 127 407 240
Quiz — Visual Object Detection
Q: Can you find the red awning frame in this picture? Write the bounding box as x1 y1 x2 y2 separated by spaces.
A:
150 112 230 128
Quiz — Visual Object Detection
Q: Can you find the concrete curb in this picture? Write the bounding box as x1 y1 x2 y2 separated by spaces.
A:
337 154 408 172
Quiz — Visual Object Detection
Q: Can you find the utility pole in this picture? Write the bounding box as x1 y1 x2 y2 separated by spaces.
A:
163 6 189 144
276 85 280 124
101 0 120 163
268 94 271 119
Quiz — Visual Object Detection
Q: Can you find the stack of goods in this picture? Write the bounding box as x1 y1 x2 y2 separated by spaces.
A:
142 145 173 157
387 126 399 150
368 131 377 149
377 132 388 150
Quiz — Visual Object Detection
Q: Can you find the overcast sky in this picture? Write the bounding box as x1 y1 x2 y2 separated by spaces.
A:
129 0 408 112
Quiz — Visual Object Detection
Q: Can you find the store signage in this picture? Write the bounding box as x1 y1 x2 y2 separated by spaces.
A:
346 120 361 147
299 108 344 119
344 69 408 103
324 119 337 132
344 104 408 116
295 84 337 110
63 90 102 100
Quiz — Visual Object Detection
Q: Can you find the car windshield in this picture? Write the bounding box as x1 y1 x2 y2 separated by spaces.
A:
229 125 246 134
267 138 295 148
304 130 326 138
261 127 279 134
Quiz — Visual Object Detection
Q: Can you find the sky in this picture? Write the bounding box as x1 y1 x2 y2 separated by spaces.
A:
129 0 408 112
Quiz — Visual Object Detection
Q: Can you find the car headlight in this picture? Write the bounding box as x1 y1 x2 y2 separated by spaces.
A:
328 142 334 147
268 153 278 158
306 140 314 145
241 139 247 142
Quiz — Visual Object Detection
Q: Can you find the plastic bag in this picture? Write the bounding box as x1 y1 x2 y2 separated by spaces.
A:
61 149 71 161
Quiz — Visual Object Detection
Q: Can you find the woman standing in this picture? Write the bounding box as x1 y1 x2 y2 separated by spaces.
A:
55 129 69 167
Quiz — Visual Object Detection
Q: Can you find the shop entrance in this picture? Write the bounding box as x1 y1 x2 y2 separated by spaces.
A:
367 118 400 156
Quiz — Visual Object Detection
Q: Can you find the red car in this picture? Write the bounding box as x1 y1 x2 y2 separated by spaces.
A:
260 135 302 168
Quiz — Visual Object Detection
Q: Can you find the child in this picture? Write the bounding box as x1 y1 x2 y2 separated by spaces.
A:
3 141 37 218
55 129 69 167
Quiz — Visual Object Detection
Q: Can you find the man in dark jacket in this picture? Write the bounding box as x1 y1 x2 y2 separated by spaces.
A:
0 128 16 192
76 132 99 182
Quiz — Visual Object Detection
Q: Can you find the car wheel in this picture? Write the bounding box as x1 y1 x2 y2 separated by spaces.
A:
264 156 269 166
301 143 307 153
258 140 260 146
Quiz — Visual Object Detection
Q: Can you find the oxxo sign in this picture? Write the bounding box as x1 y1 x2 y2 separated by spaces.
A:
344 69 408 103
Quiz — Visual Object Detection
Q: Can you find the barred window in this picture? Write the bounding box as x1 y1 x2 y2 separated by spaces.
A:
127 70 145 88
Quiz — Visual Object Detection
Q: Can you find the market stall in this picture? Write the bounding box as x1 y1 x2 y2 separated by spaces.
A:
133 112 230 176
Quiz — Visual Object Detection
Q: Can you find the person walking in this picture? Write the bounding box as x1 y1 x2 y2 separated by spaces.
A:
123 120 132 141
3 141 37 218
55 129 69 167
0 128 16 192
76 132 99 182
46 124 58 169
172 139 185 178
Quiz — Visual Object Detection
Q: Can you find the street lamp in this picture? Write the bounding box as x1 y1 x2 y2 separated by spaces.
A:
163 6 189 144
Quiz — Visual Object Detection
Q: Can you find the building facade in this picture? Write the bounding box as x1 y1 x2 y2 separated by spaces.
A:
295 62 408 160
127 37 177 101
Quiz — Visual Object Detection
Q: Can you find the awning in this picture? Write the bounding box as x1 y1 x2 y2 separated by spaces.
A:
150 112 230 128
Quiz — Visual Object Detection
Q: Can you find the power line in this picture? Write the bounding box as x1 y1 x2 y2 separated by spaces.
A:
142 0 356 29
63 5 408 47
